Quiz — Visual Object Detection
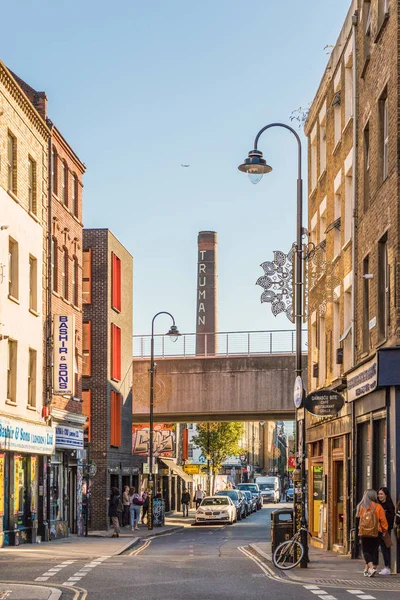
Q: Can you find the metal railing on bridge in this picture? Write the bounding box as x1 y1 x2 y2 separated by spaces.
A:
133 329 307 359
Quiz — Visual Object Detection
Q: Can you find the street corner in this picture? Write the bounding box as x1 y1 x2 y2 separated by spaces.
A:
0 583 62 600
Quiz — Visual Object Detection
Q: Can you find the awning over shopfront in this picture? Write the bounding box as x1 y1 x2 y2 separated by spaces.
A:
160 458 193 483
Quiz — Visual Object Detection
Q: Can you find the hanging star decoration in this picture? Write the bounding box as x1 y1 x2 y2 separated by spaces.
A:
256 249 295 323
304 246 341 319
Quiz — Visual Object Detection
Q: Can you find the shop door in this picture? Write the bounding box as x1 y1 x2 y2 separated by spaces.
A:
1 454 8 533
357 422 370 503
68 468 77 534
311 465 323 537
333 461 344 546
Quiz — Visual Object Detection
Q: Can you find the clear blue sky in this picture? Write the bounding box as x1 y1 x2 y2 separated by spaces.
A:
2 0 351 337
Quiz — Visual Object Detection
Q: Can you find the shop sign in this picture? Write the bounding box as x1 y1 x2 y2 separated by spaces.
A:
304 390 345 417
347 356 378 402
132 467 140 475
184 464 201 475
143 463 158 474
53 315 75 395
0 453 4 516
0 416 55 454
31 456 37 513
288 456 296 470
55 426 83 449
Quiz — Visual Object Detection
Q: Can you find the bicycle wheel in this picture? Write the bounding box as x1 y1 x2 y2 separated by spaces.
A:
273 539 304 570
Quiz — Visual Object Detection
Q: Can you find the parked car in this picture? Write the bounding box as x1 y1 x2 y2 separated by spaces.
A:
255 476 281 504
195 496 237 524
241 490 252 516
286 484 294 502
237 483 262 510
216 490 246 520
243 490 257 513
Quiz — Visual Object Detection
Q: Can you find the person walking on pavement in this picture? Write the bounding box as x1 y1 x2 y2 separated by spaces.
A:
141 489 149 524
122 485 130 527
194 485 205 509
374 486 395 574
357 489 388 577
129 487 143 531
108 487 121 537
181 488 190 517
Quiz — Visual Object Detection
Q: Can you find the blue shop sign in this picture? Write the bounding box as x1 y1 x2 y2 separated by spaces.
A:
0 416 55 454
55 426 84 449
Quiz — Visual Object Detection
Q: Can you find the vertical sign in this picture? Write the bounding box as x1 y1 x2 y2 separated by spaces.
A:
31 456 37 513
196 231 218 355
14 455 23 514
53 315 75 395
0 453 5 516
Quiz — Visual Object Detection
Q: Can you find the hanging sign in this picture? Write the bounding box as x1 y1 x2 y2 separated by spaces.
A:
53 315 75 395
304 390 345 417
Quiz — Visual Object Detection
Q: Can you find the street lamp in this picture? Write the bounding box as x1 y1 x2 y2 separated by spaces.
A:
238 122 308 568
148 311 181 530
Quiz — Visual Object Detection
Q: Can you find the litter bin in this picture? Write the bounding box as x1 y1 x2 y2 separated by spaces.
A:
152 498 165 527
271 508 294 554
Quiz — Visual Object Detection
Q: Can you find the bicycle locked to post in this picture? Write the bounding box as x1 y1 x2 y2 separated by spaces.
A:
273 525 312 570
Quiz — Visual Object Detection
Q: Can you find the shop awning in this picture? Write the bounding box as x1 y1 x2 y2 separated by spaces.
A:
160 458 193 483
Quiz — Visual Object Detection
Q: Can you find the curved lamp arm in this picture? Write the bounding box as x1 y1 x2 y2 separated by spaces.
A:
253 122 302 180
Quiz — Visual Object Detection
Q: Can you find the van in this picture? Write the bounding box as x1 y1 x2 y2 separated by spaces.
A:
255 476 281 504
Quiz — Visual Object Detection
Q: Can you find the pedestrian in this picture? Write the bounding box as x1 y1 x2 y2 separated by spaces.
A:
122 485 130 527
129 486 142 531
108 487 121 538
357 489 388 577
181 488 190 517
374 487 395 574
194 485 205 509
141 489 149 524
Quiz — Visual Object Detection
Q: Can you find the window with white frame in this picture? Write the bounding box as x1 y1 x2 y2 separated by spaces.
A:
28 157 37 214
318 315 326 385
188 444 194 459
8 237 19 300
29 255 38 312
310 125 317 190
363 1 371 63
344 169 353 245
319 118 326 174
334 193 341 258
333 300 340 376
28 348 37 407
344 55 353 124
7 339 17 403
7 132 16 194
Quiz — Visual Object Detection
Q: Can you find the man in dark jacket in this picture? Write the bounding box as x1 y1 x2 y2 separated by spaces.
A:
181 489 191 517
108 487 121 537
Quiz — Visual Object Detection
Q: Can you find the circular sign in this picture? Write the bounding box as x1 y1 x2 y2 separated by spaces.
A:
304 389 345 417
293 376 303 408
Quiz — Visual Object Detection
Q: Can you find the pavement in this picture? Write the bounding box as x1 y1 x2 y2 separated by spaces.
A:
250 540 400 591
0 584 61 600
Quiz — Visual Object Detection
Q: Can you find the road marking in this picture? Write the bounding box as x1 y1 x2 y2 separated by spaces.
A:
347 593 364 596
35 577 49 581
129 540 151 556
238 546 275 578
304 586 321 590
356 597 375 600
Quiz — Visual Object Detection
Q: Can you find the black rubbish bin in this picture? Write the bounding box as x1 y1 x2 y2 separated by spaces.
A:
271 508 294 554
153 499 165 527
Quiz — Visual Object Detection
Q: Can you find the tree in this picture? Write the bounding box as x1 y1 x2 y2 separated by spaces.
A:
192 422 244 494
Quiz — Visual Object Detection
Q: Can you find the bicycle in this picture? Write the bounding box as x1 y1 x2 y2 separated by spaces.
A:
272 526 311 570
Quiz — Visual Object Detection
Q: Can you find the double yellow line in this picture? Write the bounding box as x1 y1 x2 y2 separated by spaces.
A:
129 540 152 556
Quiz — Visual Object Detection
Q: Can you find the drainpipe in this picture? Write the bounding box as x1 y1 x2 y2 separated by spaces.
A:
350 9 358 559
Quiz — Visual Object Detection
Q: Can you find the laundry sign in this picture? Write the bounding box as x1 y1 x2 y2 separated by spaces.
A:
53 315 75 395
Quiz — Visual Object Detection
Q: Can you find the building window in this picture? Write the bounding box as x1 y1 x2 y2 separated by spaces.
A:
377 234 389 341
29 255 38 312
363 1 371 64
111 324 121 381
380 91 389 181
111 252 122 312
82 390 91 442
61 160 68 205
378 0 389 30
343 285 353 372
62 248 68 299
333 91 341 147
310 125 317 190
52 147 58 195
364 122 370 211
8 237 19 300
188 444 194 459
82 249 92 304
334 193 341 258
28 157 37 214
7 339 17 403
110 391 122 447
72 256 78 307
333 301 340 377
319 119 326 174
51 237 58 293
344 168 353 245
72 174 78 217
83 321 92 376
362 255 370 353
7 132 16 195
344 57 353 124
28 348 37 407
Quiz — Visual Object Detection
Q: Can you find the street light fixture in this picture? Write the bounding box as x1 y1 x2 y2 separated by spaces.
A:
148 311 180 530
238 122 308 568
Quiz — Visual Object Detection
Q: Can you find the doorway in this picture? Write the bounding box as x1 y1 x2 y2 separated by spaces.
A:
333 460 344 546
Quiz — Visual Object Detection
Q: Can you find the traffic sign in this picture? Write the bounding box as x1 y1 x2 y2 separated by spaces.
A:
293 376 303 408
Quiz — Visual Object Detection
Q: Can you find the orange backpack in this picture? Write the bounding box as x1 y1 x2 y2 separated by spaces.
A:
359 505 379 538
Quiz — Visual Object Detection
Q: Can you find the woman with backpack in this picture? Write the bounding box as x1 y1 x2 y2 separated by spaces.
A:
357 489 388 577
129 486 143 531
374 487 395 574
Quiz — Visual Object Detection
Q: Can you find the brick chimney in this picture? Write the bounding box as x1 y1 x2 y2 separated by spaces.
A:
196 231 218 355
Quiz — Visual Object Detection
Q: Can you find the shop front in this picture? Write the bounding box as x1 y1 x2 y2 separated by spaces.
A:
49 424 84 539
0 416 55 546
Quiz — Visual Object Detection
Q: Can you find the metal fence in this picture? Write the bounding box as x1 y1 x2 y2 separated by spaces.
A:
133 329 307 359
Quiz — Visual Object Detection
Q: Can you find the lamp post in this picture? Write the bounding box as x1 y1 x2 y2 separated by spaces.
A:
238 122 308 567
148 312 180 530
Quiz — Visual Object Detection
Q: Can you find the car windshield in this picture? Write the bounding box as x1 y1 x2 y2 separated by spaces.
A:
259 483 274 490
244 492 252 498
237 484 258 493
201 498 229 506
217 491 238 500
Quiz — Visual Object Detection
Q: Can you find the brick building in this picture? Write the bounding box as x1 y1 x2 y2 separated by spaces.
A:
82 229 134 531
0 62 55 545
305 0 400 563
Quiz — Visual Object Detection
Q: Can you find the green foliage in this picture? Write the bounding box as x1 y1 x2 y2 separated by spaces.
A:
192 422 244 475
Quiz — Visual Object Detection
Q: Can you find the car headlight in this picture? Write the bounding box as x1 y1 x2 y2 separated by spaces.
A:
197 508 205 514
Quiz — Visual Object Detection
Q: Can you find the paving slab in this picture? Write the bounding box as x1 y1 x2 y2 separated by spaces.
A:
0 583 61 600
